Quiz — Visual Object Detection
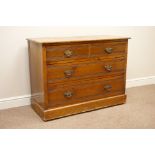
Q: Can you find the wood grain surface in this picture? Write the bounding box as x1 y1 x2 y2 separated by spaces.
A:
28 36 129 121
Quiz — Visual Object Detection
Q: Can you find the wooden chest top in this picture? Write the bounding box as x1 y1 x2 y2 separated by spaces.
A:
27 35 130 44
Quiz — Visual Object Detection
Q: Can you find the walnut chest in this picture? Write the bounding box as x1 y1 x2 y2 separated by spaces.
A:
28 35 129 121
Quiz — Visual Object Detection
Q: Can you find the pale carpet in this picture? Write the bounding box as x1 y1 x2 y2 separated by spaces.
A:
0 85 155 129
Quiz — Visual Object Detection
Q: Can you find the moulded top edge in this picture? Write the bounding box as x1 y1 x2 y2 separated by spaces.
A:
27 35 131 44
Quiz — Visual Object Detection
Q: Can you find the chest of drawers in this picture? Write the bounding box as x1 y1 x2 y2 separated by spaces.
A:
28 35 129 121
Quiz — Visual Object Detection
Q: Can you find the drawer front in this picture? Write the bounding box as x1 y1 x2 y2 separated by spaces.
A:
48 76 125 108
90 41 127 58
46 44 89 62
47 58 126 83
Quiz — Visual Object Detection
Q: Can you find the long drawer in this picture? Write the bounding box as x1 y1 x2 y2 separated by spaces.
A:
47 76 125 108
47 57 126 83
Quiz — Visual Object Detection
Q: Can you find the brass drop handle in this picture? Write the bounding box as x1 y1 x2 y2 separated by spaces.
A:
64 91 73 98
104 65 112 72
104 84 112 92
105 48 113 54
64 50 73 58
64 70 73 78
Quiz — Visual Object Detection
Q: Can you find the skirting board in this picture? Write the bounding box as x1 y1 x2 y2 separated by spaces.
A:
126 76 155 88
0 76 155 110
0 95 31 110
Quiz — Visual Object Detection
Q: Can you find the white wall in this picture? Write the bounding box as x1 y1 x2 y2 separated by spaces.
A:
0 27 155 107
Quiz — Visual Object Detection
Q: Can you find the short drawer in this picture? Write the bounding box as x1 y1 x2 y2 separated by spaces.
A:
47 57 126 83
46 44 89 62
90 41 127 58
47 76 125 108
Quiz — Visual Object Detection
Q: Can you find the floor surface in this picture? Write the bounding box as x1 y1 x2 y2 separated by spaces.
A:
0 85 155 129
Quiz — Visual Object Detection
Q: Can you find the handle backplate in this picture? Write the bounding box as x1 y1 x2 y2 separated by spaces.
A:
64 50 73 58
104 84 112 92
104 65 112 72
64 91 73 98
105 48 113 54
64 70 73 78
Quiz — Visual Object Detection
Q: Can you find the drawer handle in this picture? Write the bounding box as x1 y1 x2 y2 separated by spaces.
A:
64 50 73 58
104 85 112 92
64 91 73 98
104 65 112 72
105 48 113 54
64 70 73 78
